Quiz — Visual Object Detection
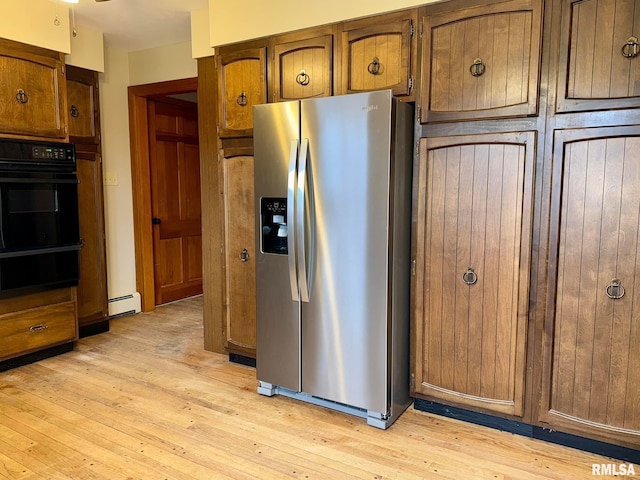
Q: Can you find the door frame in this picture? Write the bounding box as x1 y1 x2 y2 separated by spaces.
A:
128 77 198 312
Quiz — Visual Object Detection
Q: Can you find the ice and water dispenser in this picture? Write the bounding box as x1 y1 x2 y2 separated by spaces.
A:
261 198 288 254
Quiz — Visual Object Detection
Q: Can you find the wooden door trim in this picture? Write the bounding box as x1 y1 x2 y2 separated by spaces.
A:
127 77 198 312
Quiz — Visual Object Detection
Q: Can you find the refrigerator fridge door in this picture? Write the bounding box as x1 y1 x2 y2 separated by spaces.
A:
299 90 394 415
254 100 302 392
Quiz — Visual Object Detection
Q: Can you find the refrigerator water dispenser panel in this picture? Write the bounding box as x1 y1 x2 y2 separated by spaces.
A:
261 197 288 254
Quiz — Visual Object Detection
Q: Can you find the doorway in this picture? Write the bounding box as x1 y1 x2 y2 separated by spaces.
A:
128 78 201 311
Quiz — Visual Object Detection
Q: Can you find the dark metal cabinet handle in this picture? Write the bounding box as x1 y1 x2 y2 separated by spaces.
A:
152 217 161 225
240 248 249 262
470 58 486 77
367 57 381 75
462 267 478 285
16 89 28 104
296 69 310 86
70 105 79 118
606 279 625 299
236 91 248 106
622 37 639 58
29 324 48 333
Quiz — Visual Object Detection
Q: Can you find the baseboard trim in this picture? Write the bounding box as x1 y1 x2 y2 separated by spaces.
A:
414 399 640 464
0 342 74 372
79 319 110 338
229 353 256 368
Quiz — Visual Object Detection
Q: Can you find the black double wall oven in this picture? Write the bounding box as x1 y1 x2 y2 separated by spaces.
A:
0 139 80 297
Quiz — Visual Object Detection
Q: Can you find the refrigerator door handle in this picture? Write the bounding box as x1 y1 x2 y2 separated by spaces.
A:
287 139 299 301
297 138 314 303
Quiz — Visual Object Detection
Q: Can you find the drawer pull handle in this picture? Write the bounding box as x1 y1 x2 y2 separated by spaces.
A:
606 279 625 299
16 89 28 104
70 105 80 118
29 324 49 333
462 267 478 285
240 248 249 262
621 37 639 58
470 58 486 77
236 91 248 106
296 69 310 86
367 57 381 75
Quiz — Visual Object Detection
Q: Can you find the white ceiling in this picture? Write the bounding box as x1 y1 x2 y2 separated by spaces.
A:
68 0 209 52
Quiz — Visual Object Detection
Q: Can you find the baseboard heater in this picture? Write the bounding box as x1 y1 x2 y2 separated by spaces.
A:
108 292 141 318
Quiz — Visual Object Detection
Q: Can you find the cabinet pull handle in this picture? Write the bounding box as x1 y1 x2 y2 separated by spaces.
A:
469 58 486 77
606 279 625 299
29 324 48 333
296 69 310 86
462 267 478 285
621 36 639 58
367 57 381 75
70 105 79 117
16 89 28 104
236 91 248 106
240 248 249 262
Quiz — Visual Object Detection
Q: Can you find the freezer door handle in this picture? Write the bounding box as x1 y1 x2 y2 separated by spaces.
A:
297 138 314 303
287 139 299 301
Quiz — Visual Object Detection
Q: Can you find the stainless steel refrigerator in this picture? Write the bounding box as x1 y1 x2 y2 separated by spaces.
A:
253 90 413 429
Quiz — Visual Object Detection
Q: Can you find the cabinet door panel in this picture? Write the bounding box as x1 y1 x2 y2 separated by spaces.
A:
543 127 640 446
274 35 333 101
221 152 256 357
341 10 417 98
557 0 640 112
414 132 535 416
421 0 542 123
217 48 267 138
67 66 99 145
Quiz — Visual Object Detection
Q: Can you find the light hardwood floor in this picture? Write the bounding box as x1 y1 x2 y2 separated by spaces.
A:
0 296 629 479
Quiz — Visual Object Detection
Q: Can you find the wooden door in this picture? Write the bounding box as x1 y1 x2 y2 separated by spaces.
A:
542 127 640 447
67 65 99 145
0 39 67 139
76 151 108 326
556 0 640 113
149 99 202 305
420 0 542 123
217 47 267 138
413 132 535 416
272 33 333 102
220 148 256 357
340 9 417 98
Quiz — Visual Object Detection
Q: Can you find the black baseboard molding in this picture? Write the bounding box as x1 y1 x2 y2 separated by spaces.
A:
229 353 256 368
79 319 110 338
414 399 640 464
0 342 74 373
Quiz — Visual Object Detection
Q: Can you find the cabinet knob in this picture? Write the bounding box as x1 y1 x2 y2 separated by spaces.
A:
605 279 625 299
240 248 249 262
367 57 381 75
462 267 478 285
70 105 80 118
469 58 486 77
236 91 248 106
296 69 310 86
621 36 639 58
152 217 161 225
16 89 28 104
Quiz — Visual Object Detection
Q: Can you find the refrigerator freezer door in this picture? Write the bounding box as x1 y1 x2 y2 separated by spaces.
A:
299 90 394 414
254 100 302 392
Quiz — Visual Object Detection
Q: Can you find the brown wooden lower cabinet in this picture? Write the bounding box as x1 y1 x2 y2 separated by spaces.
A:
412 132 536 418
539 126 640 449
220 147 256 358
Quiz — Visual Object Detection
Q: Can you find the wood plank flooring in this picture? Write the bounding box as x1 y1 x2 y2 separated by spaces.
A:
0 296 629 479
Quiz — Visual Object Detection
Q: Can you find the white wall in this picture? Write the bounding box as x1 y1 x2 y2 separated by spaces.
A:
66 24 105 73
128 41 197 85
191 8 216 59
208 0 429 46
0 0 70 53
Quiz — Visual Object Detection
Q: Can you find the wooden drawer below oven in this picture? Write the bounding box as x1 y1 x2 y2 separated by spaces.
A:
0 288 78 361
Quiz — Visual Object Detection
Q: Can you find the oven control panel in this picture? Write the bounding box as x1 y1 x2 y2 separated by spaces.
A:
31 145 73 160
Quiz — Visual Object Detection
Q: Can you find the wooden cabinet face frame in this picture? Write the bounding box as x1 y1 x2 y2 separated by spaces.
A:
541 126 640 447
555 0 640 113
340 9 418 98
217 47 267 138
420 0 543 123
413 131 536 417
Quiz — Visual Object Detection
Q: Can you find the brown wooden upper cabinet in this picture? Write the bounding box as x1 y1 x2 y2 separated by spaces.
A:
420 0 542 123
340 9 418 99
413 132 535 417
271 28 334 102
556 0 640 113
66 65 99 145
541 126 640 449
0 39 67 139
217 47 267 138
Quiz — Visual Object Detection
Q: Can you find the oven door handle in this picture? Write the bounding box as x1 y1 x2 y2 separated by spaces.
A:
0 244 82 259
0 177 79 184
